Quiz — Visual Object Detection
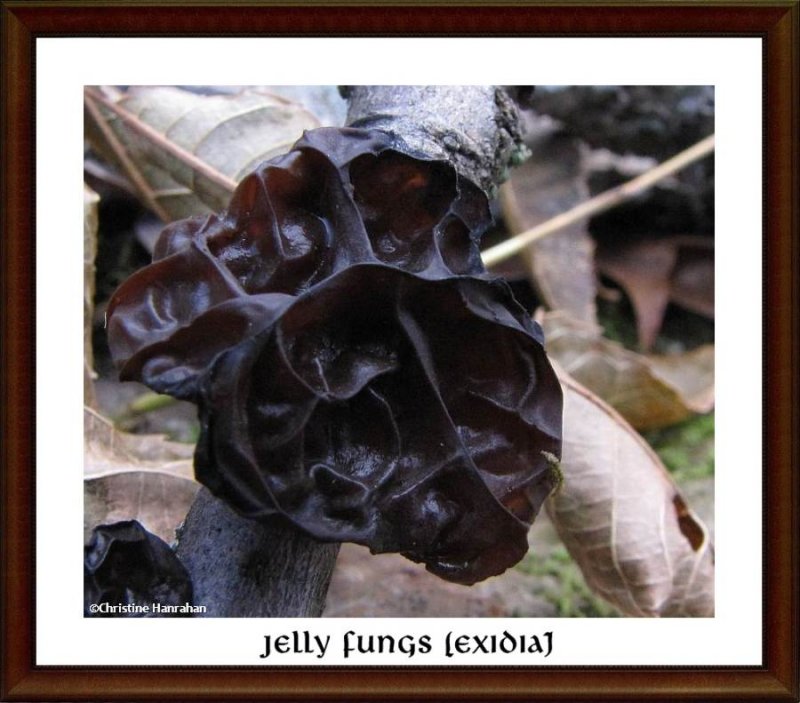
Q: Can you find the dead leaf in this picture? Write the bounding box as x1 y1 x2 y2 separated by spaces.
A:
596 236 714 350
500 127 597 324
85 406 195 478
548 367 714 617
84 185 99 407
670 242 715 318
85 86 320 220
85 473 199 545
647 348 715 418
84 407 199 542
541 311 714 430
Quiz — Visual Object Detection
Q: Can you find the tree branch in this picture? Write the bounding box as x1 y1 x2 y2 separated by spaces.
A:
343 85 525 195
175 489 339 617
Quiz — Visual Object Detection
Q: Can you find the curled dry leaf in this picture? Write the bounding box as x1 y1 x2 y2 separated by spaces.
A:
541 311 714 430
84 185 100 407
668 240 715 318
549 366 714 617
85 86 321 220
646 349 715 418
596 235 714 351
84 407 199 542
85 406 195 478
500 127 597 324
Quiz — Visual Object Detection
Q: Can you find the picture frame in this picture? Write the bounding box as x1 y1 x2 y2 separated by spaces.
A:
1 2 797 701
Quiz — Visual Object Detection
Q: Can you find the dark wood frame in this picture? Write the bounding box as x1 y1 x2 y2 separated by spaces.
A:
1 3 797 701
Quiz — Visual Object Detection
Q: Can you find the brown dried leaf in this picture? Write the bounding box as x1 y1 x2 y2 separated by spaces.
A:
84 407 199 542
500 128 597 324
85 86 320 220
541 311 714 430
85 406 195 478
549 367 714 617
670 240 715 318
647 347 715 417
84 185 99 407
84 473 199 545
596 236 714 350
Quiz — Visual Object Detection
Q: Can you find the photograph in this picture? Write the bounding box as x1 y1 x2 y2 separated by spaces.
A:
2 4 798 701
82 84 716 622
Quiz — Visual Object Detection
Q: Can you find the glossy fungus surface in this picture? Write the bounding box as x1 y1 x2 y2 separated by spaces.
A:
107 128 562 584
84 520 194 616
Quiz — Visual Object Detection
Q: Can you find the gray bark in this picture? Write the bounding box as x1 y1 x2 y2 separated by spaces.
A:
343 85 525 196
174 85 523 617
175 489 339 617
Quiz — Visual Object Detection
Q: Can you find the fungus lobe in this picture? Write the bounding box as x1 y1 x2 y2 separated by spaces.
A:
84 520 193 616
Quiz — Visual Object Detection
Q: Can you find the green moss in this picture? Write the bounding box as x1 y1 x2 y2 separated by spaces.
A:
642 411 715 482
596 297 640 349
517 547 620 618
541 450 564 496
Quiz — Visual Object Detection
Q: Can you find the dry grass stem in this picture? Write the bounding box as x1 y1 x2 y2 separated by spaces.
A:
481 134 715 268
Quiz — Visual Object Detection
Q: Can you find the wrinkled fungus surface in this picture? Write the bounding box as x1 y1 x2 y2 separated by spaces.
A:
107 128 562 584
84 521 194 616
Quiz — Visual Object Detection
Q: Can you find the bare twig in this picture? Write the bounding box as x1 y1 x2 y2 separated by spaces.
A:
481 134 715 268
